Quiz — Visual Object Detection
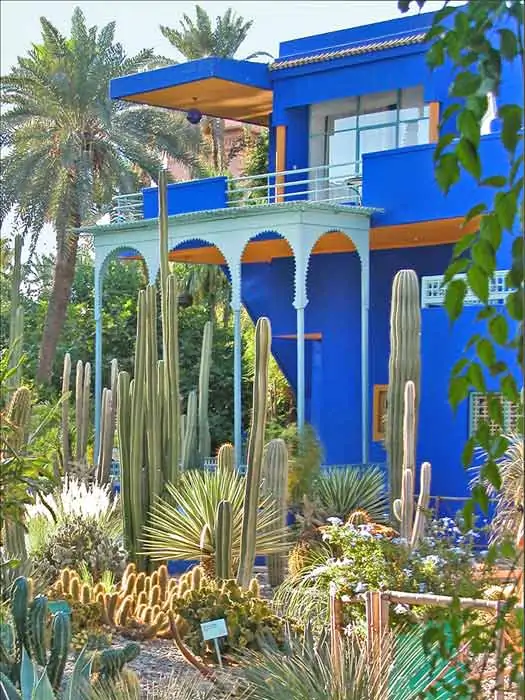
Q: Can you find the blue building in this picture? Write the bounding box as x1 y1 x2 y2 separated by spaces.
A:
88 9 522 503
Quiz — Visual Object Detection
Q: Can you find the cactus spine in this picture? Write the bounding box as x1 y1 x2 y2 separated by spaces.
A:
386 269 421 514
217 443 235 474
392 381 431 550
263 439 289 587
215 500 233 580
237 317 272 588
198 320 213 462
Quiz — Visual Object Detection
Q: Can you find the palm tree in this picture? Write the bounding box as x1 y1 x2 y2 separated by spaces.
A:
160 5 272 171
1 8 201 383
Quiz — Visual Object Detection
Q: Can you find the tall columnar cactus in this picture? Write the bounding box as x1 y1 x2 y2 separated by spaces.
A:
237 317 272 589
73 360 91 468
198 320 213 463
61 353 71 471
118 171 183 568
262 439 289 587
393 381 431 550
181 390 197 470
217 443 235 474
4 387 32 561
215 500 233 580
8 234 24 391
386 269 421 514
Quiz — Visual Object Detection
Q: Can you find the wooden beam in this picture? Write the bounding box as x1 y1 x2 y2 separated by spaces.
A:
429 101 440 143
275 125 286 202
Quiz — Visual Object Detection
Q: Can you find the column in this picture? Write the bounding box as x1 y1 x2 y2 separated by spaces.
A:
296 304 305 434
94 267 103 460
233 305 242 469
275 125 287 203
360 252 370 464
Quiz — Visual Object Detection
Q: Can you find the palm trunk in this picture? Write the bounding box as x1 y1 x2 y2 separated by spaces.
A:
37 225 80 384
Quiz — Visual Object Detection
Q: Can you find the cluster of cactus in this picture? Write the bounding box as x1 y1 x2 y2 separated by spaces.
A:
170 572 288 660
385 269 421 515
118 172 213 565
0 576 139 697
392 381 431 550
60 353 118 483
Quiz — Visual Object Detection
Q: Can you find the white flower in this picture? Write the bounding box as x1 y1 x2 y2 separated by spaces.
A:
392 537 408 546
421 555 443 568
354 582 367 593
322 533 331 542
341 595 352 603
418 582 427 593
326 517 343 526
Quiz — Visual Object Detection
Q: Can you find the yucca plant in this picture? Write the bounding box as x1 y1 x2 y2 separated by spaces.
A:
141 468 289 567
471 432 524 544
313 466 388 524
239 624 459 700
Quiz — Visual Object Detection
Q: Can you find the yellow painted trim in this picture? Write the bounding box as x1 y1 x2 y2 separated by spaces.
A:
122 217 481 266
429 101 440 143
123 77 272 126
275 125 287 203
373 384 388 443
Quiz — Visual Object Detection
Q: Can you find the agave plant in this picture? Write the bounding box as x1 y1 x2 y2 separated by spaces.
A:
239 624 458 700
142 468 289 565
313 466 388 524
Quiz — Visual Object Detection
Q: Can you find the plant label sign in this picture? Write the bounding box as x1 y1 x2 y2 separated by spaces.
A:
200 618 228 641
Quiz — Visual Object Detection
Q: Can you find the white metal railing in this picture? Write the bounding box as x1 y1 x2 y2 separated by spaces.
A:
228 161 363 207
110 192 143 224
421 270 511 308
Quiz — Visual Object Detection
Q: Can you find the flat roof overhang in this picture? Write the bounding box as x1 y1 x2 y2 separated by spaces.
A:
109 57 273 126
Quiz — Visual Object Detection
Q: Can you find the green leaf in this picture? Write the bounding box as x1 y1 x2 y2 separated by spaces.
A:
466 94 488 121
463 203 486 224
457 110 480 147
476 306 495 321
488 314 508 345
487 394 503 426
488 361 507 377
457 138 481 179
467 265 489 303
479 214 502 249
471 239 496 275
467 362 485 392
452 357 469 376
444 278 467 320
472 483 489 514
443 257 469 282
498 29 518 60
499 104 523 153
476 338 496 367
481 460 502 492
440 103 461 124
434 133 456 161
449 375 469 409
495 190 517 231
451 71 482 97
427 41 445 67
505 289 523 321
476 421 491 450
480 175 507 188
461 436 475 467
501 373 519 402
461 500 474 530
435 152 460 193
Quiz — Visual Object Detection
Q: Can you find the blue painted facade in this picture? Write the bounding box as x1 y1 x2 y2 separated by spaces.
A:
108 9 523 500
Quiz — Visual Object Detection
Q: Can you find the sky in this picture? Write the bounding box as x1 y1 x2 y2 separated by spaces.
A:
0 0 450 257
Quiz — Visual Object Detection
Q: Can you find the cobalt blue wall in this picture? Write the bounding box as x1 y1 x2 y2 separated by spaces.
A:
143 177 227 219
241 242 521 497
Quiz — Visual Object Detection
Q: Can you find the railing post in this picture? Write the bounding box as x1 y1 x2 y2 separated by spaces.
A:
366 591 390 699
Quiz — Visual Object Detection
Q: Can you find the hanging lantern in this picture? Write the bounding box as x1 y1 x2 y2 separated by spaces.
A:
186 108 202 125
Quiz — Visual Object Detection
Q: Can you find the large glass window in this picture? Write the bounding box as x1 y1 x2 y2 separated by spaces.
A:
322 86 429 175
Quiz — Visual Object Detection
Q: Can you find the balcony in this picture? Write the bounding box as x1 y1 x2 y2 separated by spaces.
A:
109 161 363 224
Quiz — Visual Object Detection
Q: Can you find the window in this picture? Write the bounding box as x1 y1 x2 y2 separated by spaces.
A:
373 384 388 442
469 392 520 436
320 87 430 179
